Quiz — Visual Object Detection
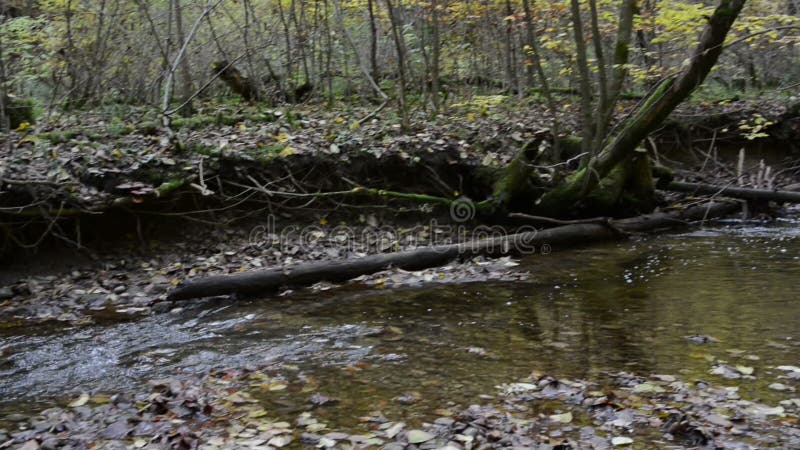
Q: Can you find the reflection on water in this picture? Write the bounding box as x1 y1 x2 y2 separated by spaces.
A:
1 219 799 426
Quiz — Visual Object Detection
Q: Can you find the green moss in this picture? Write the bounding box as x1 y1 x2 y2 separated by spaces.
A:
585 164 627 210
155 178 186 197
491 140 543 212
621 153 656 212
39 130 81 143
137 121 160 135
535 152 656 218
107 118 133 136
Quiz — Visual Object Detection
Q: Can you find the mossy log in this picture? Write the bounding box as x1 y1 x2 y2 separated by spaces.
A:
533 151 656 217
490 139 543 212
534 0 746 217
212 61 260 102
212 61 313 104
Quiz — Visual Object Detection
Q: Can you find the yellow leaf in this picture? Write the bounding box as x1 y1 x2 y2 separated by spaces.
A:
276 132 290 143
279 146 295 157
268 382 288 391
319 217 328 226
248 409 268 418
334 116 345 123
68 393 90 407
15 121 31 132
112 149 122 158
349 121 360 130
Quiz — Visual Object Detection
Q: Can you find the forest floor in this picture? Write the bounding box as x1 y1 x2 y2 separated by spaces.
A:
2 94 799 220
2 95 800 449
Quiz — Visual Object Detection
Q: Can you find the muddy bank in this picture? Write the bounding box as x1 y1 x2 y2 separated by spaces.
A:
3 98 800 254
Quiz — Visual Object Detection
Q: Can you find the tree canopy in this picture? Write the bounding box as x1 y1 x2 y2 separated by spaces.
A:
1 0 798 111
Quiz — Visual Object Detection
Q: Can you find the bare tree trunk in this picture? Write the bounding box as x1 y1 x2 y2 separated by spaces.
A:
63 0 78 106
635 0 656 80
324 0 334 107
606 0 636 113
521 0 561 160
174 0 195 116
430 0 442 114
277 0 294 88
385 0 409 130
165 0 174 96
502 0 518 94
570 0 594 162
134 0 169 72
332 0 388 101
310 0 320 89
588 0 609 149
414 13 432 109
290 0 311 85
243 0 284 100
241 0 258 94
367 0 379 81
80 0 108 103
0 13 10 140
161 0 220 147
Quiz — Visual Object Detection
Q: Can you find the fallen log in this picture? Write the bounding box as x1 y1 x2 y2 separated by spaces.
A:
666 181 800 203
167 201 739 301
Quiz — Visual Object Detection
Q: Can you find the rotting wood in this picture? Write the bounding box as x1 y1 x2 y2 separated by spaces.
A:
167 201 740 301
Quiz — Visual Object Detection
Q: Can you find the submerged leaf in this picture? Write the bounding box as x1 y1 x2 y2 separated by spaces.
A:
68 393 90 407
407 429 435 444
633 382 665 394
549 412 573 423
611 436 634 446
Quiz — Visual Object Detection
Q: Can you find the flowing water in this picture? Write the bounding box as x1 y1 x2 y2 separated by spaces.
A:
1 219 799 430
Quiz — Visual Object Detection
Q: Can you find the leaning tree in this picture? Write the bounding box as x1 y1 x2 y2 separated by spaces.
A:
488 0 748 218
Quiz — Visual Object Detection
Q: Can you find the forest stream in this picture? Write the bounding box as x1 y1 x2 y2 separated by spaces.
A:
1 218 799 448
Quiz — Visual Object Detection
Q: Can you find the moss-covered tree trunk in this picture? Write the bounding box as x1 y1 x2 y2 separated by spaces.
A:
532 0 747 217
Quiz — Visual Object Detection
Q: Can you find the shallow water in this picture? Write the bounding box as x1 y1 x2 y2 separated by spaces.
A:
1 219 799 428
